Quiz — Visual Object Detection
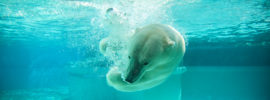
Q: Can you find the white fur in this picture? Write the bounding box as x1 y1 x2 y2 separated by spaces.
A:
102 24 185 92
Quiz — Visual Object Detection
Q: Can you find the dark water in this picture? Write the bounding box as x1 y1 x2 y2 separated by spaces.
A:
0 0 270 100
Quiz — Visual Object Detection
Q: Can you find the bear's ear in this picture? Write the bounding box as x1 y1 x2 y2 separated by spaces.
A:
164 38 175 49
167 40 175 47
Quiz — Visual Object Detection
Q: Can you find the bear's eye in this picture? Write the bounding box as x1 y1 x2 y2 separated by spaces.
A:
143 62 149 65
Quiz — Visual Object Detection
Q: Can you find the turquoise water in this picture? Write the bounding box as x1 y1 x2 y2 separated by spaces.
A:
0 0 270 100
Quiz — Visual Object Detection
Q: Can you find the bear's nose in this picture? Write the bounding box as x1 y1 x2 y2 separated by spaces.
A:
125 58 143 83
125 69 138 83
125 77 135 83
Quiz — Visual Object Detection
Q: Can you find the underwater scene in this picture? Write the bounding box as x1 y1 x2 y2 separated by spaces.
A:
0 0 270 100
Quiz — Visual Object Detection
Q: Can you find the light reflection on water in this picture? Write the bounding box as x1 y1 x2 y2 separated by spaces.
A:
0 0 269 47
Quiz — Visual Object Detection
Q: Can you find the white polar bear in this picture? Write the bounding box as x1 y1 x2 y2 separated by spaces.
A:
102 24 185 92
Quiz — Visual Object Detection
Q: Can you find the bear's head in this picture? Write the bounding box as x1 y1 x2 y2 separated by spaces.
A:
124 25 176 83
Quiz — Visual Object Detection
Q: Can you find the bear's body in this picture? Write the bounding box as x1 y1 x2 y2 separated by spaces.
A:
103 24 185 92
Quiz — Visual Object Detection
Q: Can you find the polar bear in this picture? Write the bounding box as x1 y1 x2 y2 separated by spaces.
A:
102 24 185 92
